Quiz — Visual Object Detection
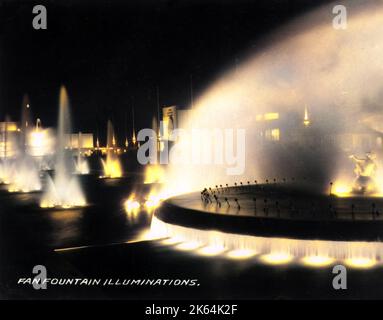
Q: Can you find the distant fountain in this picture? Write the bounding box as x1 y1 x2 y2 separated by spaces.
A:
40 86 86 208
28 119 54 157
144 164 165 184
9 95 42 192
0 158 13 185
100 120 122 178
7 157 42 193
143 116 165 184
74 132 90 175
0 97 42 192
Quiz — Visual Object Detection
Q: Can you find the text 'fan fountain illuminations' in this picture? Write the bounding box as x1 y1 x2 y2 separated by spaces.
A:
146 0 383 268
40 86 86 208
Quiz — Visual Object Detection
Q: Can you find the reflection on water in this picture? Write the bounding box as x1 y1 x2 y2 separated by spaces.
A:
6 191 39 203
48 209 83 246
1 174 153 250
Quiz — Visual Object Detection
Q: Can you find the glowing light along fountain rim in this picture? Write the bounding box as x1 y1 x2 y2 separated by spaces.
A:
39 202 89 210
148 215 382 268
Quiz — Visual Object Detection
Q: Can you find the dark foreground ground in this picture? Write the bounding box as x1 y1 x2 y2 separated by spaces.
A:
1 173 383 299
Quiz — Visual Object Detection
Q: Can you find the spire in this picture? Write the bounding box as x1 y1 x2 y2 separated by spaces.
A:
303 105 310 127
132 106 136 145
124 109 129 149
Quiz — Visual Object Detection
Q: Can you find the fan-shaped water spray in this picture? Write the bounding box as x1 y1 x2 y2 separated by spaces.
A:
163 0 383 196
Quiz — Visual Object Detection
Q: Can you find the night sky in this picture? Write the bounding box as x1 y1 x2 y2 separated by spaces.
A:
0 0 330 142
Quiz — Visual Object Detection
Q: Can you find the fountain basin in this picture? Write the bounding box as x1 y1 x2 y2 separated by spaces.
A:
155 184 383 242
150 184 383 266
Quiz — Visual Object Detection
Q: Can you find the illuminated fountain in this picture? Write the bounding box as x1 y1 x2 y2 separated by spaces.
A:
9 96 42 192
40 86 86 208
27 119 55 172
0 159 13 185
100 120 122 178
74 132 90 175
124 186 165 215
123 117 166 215
7 157 42 193
124 193 142 223
0 119 17 184
0 98 42 192
163 0 383 195
144 0 383 268
144 164 165 184
28 119 55 158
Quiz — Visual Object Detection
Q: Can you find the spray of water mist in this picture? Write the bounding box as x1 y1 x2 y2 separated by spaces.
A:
163 0 383 196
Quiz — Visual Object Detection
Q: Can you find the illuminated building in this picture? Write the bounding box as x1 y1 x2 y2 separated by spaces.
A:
255 112 283 143
0 122 19 132
66 133 94 150
0 121 20 158
255 108 383 154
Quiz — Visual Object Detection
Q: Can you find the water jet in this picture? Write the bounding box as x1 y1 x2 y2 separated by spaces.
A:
40 86 86 208
100 120 122 179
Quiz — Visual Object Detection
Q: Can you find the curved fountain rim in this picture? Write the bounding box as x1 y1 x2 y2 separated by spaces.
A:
157 185 383 242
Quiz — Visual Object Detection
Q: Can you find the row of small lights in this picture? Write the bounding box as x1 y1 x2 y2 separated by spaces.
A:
201 181 382 219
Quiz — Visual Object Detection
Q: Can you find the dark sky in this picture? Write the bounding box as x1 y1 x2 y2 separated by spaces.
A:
0 0 330 142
